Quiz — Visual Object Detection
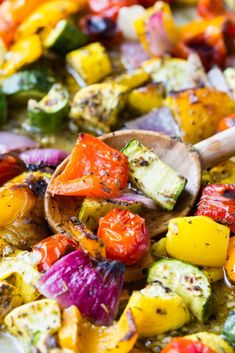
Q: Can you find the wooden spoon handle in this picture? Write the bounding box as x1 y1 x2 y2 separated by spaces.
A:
195 126 235 170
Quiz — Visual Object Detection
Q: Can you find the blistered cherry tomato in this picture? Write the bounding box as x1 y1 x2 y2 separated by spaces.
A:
98 208 150 265
161 338 217 353
33 234 79 272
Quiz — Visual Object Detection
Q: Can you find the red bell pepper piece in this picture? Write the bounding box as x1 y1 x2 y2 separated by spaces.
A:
48 133 128 198
33 233 79 272
98 208 150 265
0 154 25 186
197 0 225 19
161 338 217 353
195 184 235 233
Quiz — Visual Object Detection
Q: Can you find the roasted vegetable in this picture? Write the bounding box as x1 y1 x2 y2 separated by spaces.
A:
142 56 208 93
0 35 42 77
48 133 129 198
203 266 223 284
0 90 7 124
28 83 70 133
70 82 127 134
196 184 235 233
128 84 164 113
124 283 190 337
0 250 40 303
79 197 142 231
19 148 68 170
161 338 217 353
98 209 150 265
202 160 235 185
1 69 55 103
225 236 235 285
218 114 235 132
114 68 149 90
0 281 23 323
134 2 178 57
4 299 61 352
16 0 85 39
185 332 233 353
223 311 235 347
122 139 187 211
43 19 87 54
39 249 125 326
66 42 112 85
148 259 212 322
166 216 230 267
165 88 235 143
33 234 79 272
124 251 153 283
59 305 138 353
197 0 225 18
0 154 25 186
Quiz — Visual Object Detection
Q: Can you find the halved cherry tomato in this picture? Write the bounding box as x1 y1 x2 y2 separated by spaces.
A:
218 114 235 132
161 338 217 353
0 154 25 186
88 0 138 20
197 0 225 19
33 233 79 272
48 133 128 198
98 208 150 265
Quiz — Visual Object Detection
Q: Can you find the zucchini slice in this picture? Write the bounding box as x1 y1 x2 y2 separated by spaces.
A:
148 259 212 322
124 283 190 337
186 332 233 353
28 83 69 133
0 90 7 124
121 139 187 210
79 197 142 231
223 311 235 347
1 70 55 103
44 19 87 54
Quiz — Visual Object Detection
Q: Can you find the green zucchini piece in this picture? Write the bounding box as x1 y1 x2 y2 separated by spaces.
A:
28 83 69 133
147 259 212 322
79 198 142 231
121 139 187 210
223 311 235 347
186 332 233 353
44 19 87 54
0 90 7 124
1 70 55 103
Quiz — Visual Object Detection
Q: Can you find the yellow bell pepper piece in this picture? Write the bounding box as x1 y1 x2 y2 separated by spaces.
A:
1 35 42 77
0 184 35 227
203 267 224 284
16 0 84 39
165 88 235 144
202 160 235 185
166 216 230 267
124 285 190 337
59 306 138 353
128 84 164 113
66 42 112 85
114 68 149 91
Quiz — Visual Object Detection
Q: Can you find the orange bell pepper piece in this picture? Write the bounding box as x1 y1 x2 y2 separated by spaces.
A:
225 236 235 285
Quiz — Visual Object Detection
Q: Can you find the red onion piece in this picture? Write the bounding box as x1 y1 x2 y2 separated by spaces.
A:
116 192 156 209
39 249 125 326
0 132 37 154
125 107 182 137
19 148 69 170
120 41 150 70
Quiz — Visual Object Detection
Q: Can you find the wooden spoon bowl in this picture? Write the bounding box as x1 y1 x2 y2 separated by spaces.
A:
45 130 201 237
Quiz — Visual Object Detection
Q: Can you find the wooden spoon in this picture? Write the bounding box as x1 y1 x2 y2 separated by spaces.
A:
45 127 235 237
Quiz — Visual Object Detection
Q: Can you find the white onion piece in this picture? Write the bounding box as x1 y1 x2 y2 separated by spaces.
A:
117 5 145 41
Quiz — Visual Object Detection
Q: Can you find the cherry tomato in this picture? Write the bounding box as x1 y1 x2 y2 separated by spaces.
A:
33 233 79 272
98 208 150 265
0 154 25 186
161 338 217 353
197 0 225 19
48 133 129 198
218 114 235 132
88 0 138 20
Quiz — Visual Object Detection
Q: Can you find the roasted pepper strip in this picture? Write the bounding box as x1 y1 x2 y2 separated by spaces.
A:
225 236 235 285
1 34 42 77
48 133 128 198
0 154 25 186
16 0 86 39
33 234 79 272
196 184 235 233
